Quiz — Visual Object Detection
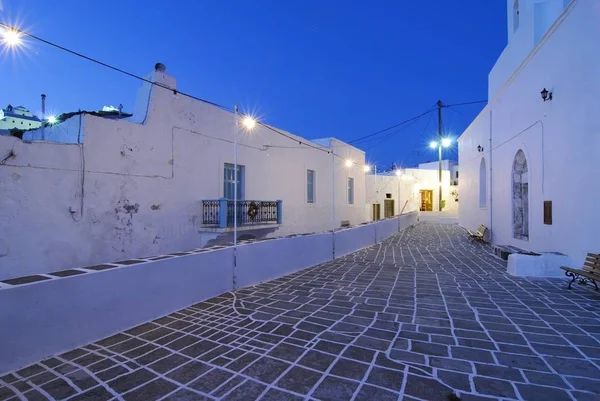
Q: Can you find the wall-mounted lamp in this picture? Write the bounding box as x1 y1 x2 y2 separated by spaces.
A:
477 145 484 153
540 88 553 102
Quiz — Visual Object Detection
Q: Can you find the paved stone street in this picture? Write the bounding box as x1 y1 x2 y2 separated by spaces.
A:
1 223 600 401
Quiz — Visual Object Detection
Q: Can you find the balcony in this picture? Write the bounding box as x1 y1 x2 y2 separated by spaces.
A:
202 199 282 229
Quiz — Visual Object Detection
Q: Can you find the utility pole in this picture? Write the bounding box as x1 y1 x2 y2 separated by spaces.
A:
437 100 443 212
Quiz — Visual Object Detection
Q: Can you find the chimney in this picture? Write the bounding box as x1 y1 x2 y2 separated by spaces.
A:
41 94 46 140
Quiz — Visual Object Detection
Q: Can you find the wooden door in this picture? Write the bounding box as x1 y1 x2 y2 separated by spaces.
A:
384 199 395 218
420 190 433 211
372 204 381 221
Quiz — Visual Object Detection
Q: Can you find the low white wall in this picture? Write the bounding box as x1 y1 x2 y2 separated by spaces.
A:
376 217 400 243
0 249 233 374
334 224 376 258
0 211 418 374
235 233 333 288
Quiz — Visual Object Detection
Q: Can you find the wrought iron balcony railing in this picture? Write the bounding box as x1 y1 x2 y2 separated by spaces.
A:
202 199 282 228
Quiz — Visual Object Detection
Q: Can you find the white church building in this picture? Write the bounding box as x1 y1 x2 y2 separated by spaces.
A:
458 0 599 266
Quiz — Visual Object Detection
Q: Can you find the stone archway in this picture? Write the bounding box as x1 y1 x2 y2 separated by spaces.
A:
512 150 529 240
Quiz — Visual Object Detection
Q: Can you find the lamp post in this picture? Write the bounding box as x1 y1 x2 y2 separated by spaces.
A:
429 138 451 212
233 105 256 249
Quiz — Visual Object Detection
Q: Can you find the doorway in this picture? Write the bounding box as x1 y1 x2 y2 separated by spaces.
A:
420 190 433 211
512 150 529 240
384 199 395 218
372 204 381 221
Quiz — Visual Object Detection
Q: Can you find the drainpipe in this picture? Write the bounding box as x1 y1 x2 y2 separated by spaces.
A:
489 108 493 243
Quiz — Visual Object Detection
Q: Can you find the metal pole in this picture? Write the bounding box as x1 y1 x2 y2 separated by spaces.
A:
374 165 377 220
330 139 336 259
234 105 239 247
437 100 443 212
397 175 400 232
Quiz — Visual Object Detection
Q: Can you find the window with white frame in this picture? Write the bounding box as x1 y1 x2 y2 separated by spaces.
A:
348 177 354 205
307 169 315 203
224 163 244 200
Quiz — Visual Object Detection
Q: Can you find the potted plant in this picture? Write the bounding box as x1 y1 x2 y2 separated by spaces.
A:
450 188 459 202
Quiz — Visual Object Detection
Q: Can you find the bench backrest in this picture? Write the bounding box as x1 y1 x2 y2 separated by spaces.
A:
478 225 487 235
583 253 600 276
481 226 490 243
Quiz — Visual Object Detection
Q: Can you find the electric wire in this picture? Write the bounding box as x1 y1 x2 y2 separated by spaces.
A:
348 106 437 145
2 22 487 165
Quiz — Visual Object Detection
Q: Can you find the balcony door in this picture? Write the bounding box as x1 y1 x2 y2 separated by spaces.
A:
224 163 244 200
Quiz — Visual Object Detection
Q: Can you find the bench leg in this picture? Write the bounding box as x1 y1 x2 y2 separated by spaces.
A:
565 271 577 289
592 279 599 291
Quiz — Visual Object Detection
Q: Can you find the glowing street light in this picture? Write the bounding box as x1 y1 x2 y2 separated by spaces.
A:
47 115 57 125
1 27 22 47
242 115 256 131
441 138 452 148
429 141 438 149
395 169 402 177
363 165 371 173
345 159 353 168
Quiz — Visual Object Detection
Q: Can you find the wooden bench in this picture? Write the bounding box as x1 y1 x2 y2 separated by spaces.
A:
468 225 489 243
560 253 600 291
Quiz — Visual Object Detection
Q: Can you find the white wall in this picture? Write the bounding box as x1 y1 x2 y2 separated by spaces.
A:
0 70 367 279
0 248 234 374
0 211 417 374
492 0 573 99
459 0 600 266
418 160 459 183
406 168 452 212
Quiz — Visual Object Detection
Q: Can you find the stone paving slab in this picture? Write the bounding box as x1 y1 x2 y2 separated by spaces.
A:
1 223 599 400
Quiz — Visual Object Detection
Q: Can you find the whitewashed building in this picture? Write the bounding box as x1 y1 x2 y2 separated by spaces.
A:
458 0 599 266
418 160 459 186
0 64 366 279
0 105 41 132
365 167 452 221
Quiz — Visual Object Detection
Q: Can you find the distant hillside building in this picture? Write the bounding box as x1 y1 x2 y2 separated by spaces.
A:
0 105 42 132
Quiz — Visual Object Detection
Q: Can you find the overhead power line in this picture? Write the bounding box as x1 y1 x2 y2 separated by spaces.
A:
348 106 437 145
444 100 487 107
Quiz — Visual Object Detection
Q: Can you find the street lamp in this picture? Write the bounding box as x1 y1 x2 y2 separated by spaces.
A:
242 115 256 131
47 115 58 125
0 27 22 47
345 159 353 168
430 137 452 211
233 106 257 253
363 165 371 173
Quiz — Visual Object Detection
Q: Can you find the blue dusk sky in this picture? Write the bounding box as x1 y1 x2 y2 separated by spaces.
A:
0 0 506 168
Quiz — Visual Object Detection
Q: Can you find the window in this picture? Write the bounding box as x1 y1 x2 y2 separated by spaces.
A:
513 0 520 32
479 158 487 208
348 177 354 205
456 171 459 178
544 201 552 225
224 163 244 200
307 170 315 203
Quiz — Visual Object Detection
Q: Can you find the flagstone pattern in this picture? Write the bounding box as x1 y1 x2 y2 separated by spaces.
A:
1 223 599 401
